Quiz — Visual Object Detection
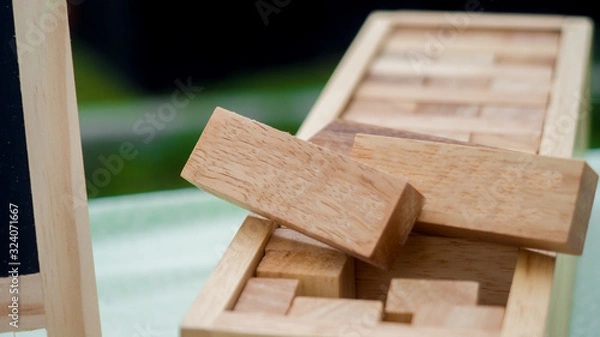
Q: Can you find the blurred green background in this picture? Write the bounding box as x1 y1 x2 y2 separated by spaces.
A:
71 2 600 199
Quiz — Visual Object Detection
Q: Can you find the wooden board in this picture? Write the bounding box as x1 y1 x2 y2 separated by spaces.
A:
233 278 299 315
350 135 598 254
0 1 102 335
385 279 479 323
181 107 424 269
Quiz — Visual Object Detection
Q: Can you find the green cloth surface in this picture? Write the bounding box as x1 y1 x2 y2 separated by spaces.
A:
4 150 600 337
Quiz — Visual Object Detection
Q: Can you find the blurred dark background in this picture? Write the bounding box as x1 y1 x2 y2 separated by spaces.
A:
66 1 600 198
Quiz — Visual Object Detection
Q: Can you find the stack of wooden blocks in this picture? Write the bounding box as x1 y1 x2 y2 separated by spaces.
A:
179 11 597 337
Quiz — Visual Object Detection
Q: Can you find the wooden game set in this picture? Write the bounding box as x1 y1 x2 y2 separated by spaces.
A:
179 11 598 337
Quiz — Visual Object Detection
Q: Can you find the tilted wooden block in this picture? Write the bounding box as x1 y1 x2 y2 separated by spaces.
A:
351 135 598 254
412 304 505 331
256 229 355 298
181 108 424 269
287 297 383 324
232 278 299 315
384 279 480 323
356 235 517 307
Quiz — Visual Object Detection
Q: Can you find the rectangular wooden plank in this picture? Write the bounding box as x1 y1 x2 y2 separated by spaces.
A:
350 135 598 254
370 57 554 81
261 228 355 298
181 107 424 269
355 81 549 107
233 278 299 315
412 304 505 331
343 109 544 135
308 119 477 157
206 311 501 337
356 235 518 307
385 279 479 323
501 250 555 337
287 297 383 324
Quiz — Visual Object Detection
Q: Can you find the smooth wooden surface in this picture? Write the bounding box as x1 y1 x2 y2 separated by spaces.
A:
0 273 44 330
287 297 383 324
257 230 355 298
412 304 505 331
356 235 517 306
208 311 501 337
233 278 299 315
181 215 276 332
351 135 598 254
501 250 555 337
13 1 101 335
182 108 424 269
385 279 479 323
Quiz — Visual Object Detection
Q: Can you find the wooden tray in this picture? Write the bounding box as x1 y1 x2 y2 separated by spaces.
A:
180 10 592 337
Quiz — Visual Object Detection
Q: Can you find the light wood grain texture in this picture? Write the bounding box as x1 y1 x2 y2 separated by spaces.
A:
354 81 548 107
415 103 479 117
182 107 424 269
424 77 490 89
468 133 540 154
208 311 501 337
381 11 564 30
356 235 517 306
370 57 553 81
412 304 505 331
501 250 555 337
12 1 101 335
295 13 390 139
264 228 355 299
385 279 479 323
343 109 544 135
287 297 383 324
309 119 478 156
351 135 598 254
0 273 44 330
233 278 299 315
181 215 277 333
528 18 593 337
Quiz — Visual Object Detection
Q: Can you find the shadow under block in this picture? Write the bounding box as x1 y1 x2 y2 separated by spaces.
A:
384 279 480 323
181 107 424 269
232 278 299 315
350 135 598 254
287 297 383 324
412 304 505 331
256 228 355 298
356 235 518 306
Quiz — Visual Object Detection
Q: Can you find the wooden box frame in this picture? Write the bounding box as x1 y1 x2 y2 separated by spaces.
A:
180 11 592 337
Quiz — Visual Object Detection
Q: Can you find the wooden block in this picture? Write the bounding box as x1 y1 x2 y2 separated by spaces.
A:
469 133 541 154
181 107 424 269
480 106 546 125
415 103 480 117
370 56 554 81
490 78 552 94
345 98 417 115
233 278 299 315
412 304 505 331
425 77 490 89
256 250 354 298
385 279 480 323
356 235 517 307
260 229 355 298
350 135 598 254
309 119 477 157
343 108 543 135
287 297 383 324
355 80 549 107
